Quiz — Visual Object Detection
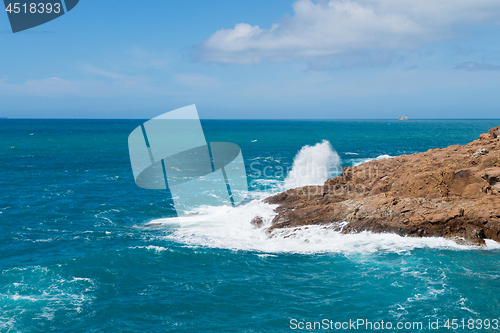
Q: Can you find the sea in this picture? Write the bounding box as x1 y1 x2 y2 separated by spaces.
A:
1 119 500 332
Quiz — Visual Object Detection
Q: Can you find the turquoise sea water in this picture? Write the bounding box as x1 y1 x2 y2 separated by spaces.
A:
1 119 500 332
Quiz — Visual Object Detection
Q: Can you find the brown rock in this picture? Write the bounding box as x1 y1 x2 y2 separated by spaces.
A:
488 125 500 138
264 125 500 245
251 217 264 228
482 168 500 191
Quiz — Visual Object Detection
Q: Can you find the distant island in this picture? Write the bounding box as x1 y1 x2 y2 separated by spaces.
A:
256 125 500 245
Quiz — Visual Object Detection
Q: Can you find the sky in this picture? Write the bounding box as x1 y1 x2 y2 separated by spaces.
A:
1 0 500 119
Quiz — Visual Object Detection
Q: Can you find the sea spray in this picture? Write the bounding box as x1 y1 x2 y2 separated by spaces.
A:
352 154 392 166
284 140 341 189
148 141 500 253
156 209 495 253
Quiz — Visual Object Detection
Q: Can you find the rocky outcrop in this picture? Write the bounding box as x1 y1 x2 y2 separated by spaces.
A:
261 125 500 245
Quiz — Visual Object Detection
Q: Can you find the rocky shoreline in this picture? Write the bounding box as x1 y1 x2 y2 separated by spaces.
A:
257 125 500 245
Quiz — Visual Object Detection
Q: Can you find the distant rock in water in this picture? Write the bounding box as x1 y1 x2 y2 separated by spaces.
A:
263 125 500 245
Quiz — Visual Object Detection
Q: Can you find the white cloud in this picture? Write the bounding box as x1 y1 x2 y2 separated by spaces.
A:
454 62 500 71
0 74 162 97
0 77 95 96
82 65 131 81
197 0 500 65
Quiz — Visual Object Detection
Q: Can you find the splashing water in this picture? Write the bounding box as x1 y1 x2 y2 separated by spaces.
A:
284 140 341 189
146 140 500 253
151 202 499 254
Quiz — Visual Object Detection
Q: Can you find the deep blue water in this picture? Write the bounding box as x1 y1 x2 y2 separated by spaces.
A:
1 119 500 332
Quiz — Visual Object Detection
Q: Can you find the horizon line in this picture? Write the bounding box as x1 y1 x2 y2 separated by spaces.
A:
1 118 500 121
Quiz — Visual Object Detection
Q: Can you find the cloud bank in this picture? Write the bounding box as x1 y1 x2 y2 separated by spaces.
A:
196 0 500 65
454 62 500 71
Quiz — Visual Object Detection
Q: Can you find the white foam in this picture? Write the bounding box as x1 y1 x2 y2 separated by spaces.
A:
145 199 500 254
284 140 341 189
129 245 170 253
153 200 278 250
352 154 392 166
0 266 94 329
484 239 500 249
142 142 500 254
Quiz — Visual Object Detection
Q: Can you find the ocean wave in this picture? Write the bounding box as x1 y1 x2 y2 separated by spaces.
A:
0 266 94 330
284 140 341 189
141 142 499 254
145 199 500 254
248 156 281 163
352 154 392 166
129 245 170 253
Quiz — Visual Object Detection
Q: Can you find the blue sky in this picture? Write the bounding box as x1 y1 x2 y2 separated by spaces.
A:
1 0 500 119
